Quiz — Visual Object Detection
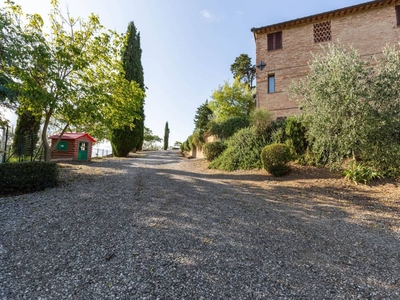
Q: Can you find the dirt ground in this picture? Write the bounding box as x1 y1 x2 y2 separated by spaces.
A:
192 159 400 234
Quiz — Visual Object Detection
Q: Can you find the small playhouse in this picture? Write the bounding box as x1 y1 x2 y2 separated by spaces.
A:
49 132 96 161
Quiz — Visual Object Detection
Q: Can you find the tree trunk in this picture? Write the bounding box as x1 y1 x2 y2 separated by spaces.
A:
42 112 52 162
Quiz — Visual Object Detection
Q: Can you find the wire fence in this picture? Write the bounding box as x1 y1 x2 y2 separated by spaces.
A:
0 126 44 163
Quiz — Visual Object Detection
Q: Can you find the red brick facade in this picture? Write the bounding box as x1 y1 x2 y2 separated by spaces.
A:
252 0 400 118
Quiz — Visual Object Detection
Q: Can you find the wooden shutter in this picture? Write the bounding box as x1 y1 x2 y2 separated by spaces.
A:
396 6 400 26
267 32 282 51
276 31 282 49
268 34 274 51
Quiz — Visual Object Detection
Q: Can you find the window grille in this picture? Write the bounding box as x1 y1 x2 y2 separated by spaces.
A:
314 21 331 43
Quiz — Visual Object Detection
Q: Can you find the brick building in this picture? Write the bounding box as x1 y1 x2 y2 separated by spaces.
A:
251 0 400 118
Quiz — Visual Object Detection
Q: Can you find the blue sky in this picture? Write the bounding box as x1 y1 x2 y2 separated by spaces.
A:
5 0 366 145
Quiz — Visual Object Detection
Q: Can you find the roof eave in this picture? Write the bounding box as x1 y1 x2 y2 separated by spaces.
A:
251 0 394 35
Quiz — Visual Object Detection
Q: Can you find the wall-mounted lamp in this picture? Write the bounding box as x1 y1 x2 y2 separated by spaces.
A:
256 61 266 71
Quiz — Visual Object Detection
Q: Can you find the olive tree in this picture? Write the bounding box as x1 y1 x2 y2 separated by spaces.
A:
291 43 400 176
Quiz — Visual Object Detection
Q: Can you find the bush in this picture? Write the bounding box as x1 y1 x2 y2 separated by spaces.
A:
203 141 227 161
284 116 308 157
343 161 382 185
209 126 268 171
261 143 292 176
180 138 192 152
250 109 273 135
0 161 59 195
208 116 249 140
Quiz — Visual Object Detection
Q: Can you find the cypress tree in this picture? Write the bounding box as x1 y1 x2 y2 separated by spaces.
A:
123 21 145 151
163 122 170 150
12 111 41 156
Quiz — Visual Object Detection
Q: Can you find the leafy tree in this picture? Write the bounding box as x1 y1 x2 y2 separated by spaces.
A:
291 43 400 176
193 100 213 133
1 2 143 160
0 2 119 160
174 141 182 147
163 121 170 150
230 53 255 88
143 126 162 150
144 126 162 143
208 78 254 123
119 21 145 152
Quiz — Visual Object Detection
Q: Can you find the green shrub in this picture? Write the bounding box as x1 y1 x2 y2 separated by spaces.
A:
191 130 205 148
180 138 191 152
250 109 273 135
208 116 249 140
209 126 268 171
343 162 382 185
261 143 292 176
0 161 59 195
203 141 227 161
284 116 308 157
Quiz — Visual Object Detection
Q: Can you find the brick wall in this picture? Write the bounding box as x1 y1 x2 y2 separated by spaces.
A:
255 2 400 118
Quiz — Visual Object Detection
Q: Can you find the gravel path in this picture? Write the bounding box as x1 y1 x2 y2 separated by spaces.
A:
1 151 399 299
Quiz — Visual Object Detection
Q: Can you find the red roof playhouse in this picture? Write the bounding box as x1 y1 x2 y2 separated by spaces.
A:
49 132 96 161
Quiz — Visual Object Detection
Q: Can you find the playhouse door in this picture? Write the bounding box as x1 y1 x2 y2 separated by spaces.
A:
78 142 88 160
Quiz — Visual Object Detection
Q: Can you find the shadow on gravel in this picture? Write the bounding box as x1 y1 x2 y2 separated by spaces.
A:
124 163 400 298
2 151 399 299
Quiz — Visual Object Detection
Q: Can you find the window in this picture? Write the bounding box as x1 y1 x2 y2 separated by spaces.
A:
267 31 282 51
396 5 400 26
314 21 331 43
57 141 68 151
268 75 275 93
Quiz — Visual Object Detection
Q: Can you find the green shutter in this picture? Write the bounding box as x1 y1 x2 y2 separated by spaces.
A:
57 141 68 151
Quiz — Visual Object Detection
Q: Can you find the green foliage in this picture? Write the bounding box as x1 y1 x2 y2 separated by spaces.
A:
163 121 170 150
0 2 144 161
191 130 205 148
209 116 249 140
230 53 255 88
194 101 213 133
110 126 139 157
181 138 191 152
12 111 41 155
123 21 145 90
250 109 273 135
143 126 162 143
0 161 58 195
343 162 382 185
209 126 267 171
203 141 227 161
122 21 145 151
208 78 254 123
290 43 400 176
261 143 292 176
143 126 162 150
283 116 308 158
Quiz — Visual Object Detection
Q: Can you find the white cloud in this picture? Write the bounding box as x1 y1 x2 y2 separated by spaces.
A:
200 9 218 22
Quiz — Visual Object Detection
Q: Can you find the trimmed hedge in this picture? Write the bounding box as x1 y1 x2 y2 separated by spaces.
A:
0 161 59 195
261 143 292 176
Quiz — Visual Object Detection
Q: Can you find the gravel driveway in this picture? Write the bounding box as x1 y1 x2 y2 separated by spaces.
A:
1 150 399 299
